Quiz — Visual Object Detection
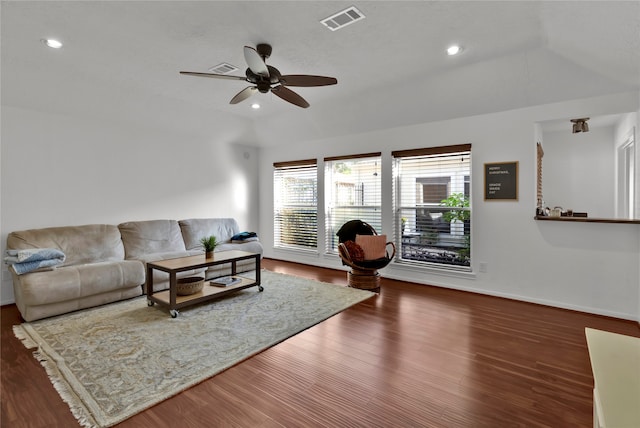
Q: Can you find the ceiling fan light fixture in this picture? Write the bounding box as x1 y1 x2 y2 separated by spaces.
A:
570 117 590 133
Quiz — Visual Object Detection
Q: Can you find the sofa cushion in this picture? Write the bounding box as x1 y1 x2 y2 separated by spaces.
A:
13 260 144 306
178 218 240 251
7 224 125 266
118 220 186 259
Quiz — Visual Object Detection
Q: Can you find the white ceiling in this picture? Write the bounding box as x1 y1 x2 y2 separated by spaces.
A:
2 1 639 147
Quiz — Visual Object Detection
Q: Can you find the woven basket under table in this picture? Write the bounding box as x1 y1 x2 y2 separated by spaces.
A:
176 276 205 296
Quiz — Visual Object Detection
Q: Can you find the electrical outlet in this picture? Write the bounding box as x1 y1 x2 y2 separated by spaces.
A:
479 262 488 273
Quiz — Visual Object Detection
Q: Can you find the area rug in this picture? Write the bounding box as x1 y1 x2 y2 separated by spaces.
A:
13 270 374 428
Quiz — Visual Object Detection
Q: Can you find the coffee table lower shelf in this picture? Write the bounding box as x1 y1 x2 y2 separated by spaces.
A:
148 277 262 317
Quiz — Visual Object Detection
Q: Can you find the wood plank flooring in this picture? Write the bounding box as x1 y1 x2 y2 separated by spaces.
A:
2 258 639 427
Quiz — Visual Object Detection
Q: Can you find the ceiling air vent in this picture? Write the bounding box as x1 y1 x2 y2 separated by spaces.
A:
208 62 239 74
321 6 365 31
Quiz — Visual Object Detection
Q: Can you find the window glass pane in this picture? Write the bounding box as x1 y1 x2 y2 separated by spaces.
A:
273 163 318 250
325 156 381 253
394 149 471 268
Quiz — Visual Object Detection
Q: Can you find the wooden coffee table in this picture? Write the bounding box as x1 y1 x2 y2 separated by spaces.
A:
146 250 261 317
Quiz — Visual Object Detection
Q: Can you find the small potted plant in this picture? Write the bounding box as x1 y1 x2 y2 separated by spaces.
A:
200 235 218 258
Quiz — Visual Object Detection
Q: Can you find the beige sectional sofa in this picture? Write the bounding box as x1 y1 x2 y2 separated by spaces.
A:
6 218 262 321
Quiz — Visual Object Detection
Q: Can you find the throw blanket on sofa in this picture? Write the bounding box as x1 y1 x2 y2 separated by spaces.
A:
4 248 66 275
231 231 258 243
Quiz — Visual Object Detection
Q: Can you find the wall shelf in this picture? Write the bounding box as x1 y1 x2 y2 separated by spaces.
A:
534 215 640 225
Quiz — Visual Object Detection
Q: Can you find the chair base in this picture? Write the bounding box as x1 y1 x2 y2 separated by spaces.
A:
347 269 381 293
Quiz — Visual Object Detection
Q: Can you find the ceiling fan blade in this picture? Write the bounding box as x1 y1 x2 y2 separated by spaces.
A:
229 86 258 104
271 85 310 108
179 71 246 81
244 46 269 77
280 75 338 87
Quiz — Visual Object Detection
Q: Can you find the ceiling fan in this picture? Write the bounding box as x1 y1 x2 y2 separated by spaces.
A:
180 43 337 108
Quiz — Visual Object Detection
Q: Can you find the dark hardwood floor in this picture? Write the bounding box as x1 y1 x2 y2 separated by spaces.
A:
2 258 639 427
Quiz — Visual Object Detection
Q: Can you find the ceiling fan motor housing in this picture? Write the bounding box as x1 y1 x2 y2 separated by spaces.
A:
257 81 271 93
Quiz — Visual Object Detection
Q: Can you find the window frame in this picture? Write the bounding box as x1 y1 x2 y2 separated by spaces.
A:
324 152 382 254
392 144 472 270
273 159 319 252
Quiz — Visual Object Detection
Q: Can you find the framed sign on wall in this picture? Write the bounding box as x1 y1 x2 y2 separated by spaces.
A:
484 161 518 200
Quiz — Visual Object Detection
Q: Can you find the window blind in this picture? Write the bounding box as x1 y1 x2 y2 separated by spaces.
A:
324 153 382 253
393 145 471 268
273 159 318 250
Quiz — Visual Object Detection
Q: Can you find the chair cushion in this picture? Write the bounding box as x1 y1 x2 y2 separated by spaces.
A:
356 234 387 260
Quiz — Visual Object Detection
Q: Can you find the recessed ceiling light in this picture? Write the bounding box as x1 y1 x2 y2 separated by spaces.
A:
42 39 63 49
447 45 462 56
251 103 260 109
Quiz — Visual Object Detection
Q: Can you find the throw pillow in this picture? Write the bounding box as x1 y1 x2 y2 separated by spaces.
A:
343 240 364 262
355 234 387 260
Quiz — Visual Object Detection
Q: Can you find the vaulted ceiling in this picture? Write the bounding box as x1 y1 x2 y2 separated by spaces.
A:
2 1 639 147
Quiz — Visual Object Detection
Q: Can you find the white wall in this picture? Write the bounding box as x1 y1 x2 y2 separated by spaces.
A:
259 91 640 321
0 106 259 305
543 126 615 218
2 93 639 322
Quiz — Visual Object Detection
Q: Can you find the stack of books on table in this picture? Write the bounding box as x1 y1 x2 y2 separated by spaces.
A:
209 276 242 287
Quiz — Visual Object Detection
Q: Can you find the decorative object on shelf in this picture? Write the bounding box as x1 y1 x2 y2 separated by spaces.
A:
176 276 204 295
571 117 590 133
200 235 218 257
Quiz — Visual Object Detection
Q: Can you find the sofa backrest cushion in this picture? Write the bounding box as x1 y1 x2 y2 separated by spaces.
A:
6 224 125 266
118 220 186 259
178 218 240 251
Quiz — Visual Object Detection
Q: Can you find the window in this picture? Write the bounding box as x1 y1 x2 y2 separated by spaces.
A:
393 144 471 269
273 159 318 250
324 153 381 253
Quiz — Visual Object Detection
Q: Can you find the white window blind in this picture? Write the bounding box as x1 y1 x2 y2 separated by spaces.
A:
324 153 382 253
273 159 318 251
393 145 471 268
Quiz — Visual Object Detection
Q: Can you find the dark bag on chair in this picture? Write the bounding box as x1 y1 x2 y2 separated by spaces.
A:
336 220 374 243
